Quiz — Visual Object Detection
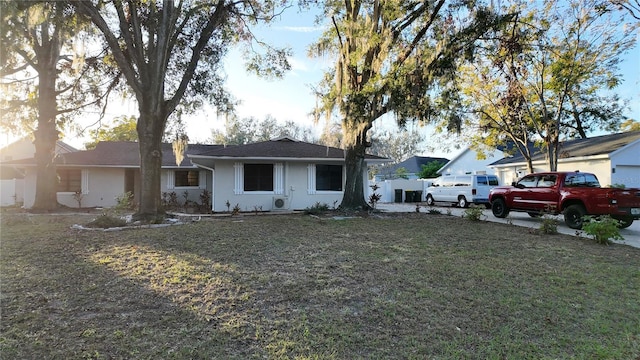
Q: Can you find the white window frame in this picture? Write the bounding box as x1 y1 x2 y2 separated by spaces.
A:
235 162 283 195
308 163 344 194
167 169 202 189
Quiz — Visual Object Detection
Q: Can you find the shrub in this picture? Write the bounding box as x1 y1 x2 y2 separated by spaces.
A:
581 215 624 245
304 202 330 215
539 215 558 234
162 191 179 210
369 184 382 209
86 213 127 228
463 205 485 221
427 208 441 215
115 191 135 211
199 190 212 212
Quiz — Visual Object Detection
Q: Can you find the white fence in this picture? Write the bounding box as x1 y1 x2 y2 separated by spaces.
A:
368 178 436 203
1 179 24 207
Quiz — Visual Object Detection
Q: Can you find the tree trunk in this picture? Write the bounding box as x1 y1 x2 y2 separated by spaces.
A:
135 109 167 221
31 64 59 211
340 141 369 210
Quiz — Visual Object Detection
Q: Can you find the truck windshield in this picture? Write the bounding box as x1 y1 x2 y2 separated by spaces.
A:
564 173 600 187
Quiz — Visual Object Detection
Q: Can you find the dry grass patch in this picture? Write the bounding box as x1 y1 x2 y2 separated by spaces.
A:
1 211 639 359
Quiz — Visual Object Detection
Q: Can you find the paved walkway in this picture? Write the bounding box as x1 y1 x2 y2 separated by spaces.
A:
377 202 640 249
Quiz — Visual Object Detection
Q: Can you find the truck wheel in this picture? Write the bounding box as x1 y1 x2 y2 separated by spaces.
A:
491 198 509 218
564 204 586 229
458 196 468 208
426 194 435 207
614 216 634 229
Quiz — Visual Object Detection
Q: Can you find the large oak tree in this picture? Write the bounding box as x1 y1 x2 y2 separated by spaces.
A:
1 1 117 211
460 0 637 172
308 0 508 209
74 0 289 219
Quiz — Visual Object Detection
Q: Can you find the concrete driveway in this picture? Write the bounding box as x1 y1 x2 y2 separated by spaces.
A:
377 202 640 249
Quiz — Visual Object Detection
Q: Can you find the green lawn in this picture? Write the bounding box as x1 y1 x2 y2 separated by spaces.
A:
1 211 639 359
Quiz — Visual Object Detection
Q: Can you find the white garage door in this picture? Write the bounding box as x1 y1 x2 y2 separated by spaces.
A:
613 165 640 188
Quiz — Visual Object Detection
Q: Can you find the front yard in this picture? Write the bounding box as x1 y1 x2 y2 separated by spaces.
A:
1 211 639 359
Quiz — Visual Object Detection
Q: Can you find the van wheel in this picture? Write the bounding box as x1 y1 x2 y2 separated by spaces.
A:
564 204 586 229
491 198 509 218
457 196 468 208
426 194 435 206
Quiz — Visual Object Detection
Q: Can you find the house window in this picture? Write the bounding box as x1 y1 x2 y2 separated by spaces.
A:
175 170 199 187
57 169 81 192
316 164 342 191
244 164 273 191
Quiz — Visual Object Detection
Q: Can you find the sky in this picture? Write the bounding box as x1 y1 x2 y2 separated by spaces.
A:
2 4 639 160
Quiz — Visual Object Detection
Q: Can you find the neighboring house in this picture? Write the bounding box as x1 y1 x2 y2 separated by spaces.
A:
489 131 640 188
0 137 77 206
375 155 449 181
437 145 506 177
8 137 387 211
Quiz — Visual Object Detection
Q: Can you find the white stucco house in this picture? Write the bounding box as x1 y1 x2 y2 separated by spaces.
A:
6 137 387 211
0 137 77 206
436 145 506 177
489 131 640 188
374 155 449 181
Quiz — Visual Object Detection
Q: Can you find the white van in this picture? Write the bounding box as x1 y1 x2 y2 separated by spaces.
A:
425 174 500 208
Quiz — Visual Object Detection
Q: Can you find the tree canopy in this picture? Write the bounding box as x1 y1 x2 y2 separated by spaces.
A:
74 0 290 219
84 115 139 149
209 114 314 145
1 1 117 211
309 0 508 209
455 0 637 171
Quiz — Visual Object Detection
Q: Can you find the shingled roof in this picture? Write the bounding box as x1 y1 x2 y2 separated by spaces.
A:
190 137 387 161
2 141 223 167
376 155 450 177
490 131 640 166
2 138 388 167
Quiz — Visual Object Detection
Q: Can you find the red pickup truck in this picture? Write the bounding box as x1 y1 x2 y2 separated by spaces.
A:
489 171 640 229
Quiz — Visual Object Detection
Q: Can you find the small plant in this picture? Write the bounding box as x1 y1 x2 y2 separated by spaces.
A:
225 200 231 212
73 191 84 208
115 191 135 211
369 193 382 209
162 191 179 210
463 205 485 221
427 208 441 215
86 213 127 228
304 202 330 215
581 215 624 245
231 203 241 216
199 190 211 212
253 205 263 215
445 208 452 216
539 215 558 234
369 184 382 209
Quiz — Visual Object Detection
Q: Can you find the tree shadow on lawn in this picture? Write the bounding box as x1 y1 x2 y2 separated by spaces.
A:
0 223 269 359
3 213 640 359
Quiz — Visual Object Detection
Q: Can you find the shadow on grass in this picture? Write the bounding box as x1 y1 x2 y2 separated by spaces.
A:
2 212 640 359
